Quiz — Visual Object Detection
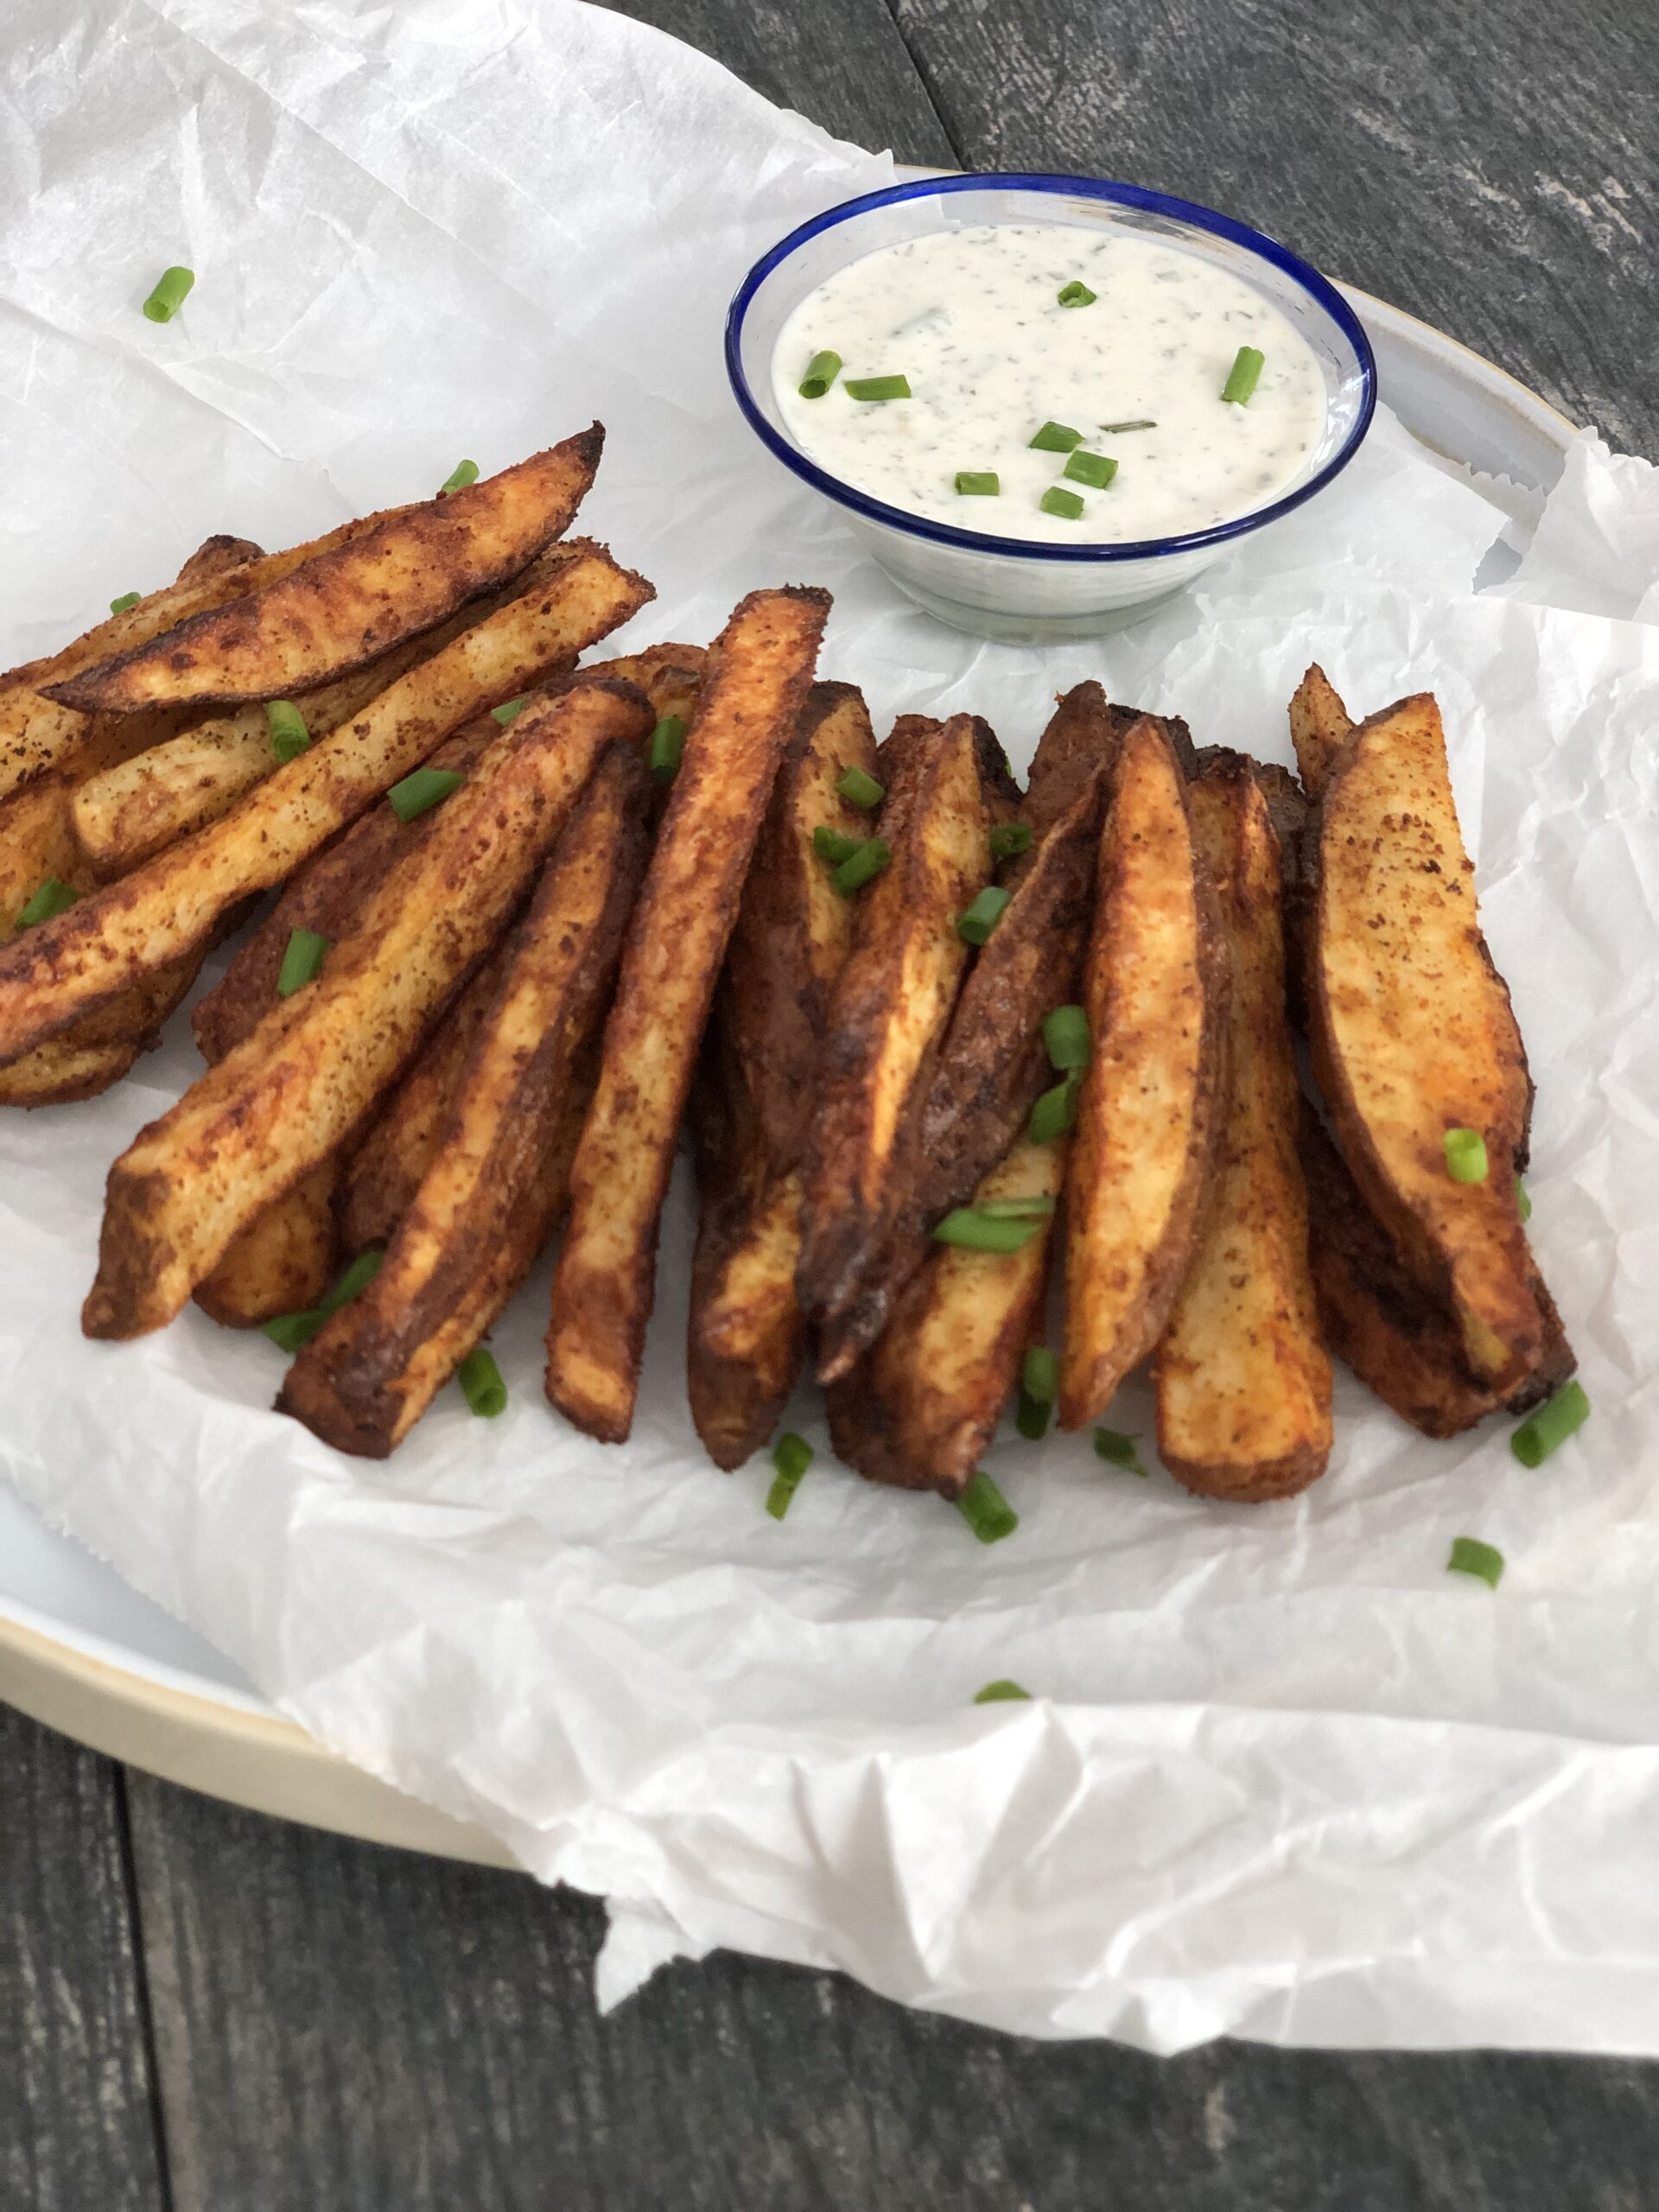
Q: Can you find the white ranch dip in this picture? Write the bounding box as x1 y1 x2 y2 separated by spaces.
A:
772 225 1328 544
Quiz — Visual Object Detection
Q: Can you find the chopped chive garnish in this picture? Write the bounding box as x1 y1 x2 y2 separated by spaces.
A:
836 765 885 810
142 265 194 323
648 714 687 783
438 459 480 495
1222 346 1265 404
974 1679 1032 1702
1101 419 1158 433
387 766 465 823
978 1194 1056 1221
832 839 890 897
263 1248 383 1352
956 1469 1018 1544
798 350 842 398
1029 421 1083 453
957 886 1011 945
262 1307 321 1354
1056 280 1096 308
1042 1004 1090 1071
109 590 142 614
492 696 528 725
1515 1176 1532 1223
1510 1379 1590 1468
266 700 310 764
813 824 861 866
1094 1427 1149 1477
955 471 1001 496
1028 1070 1082 1143
989 822 1032 861
1022 1346 1058 1405
1039 486 1085 521
1063 450 1118 489
1014 1390 1051 1441
766 1431 813 1518
932 1208 1046 1254
1444 1128 1489 1184
276 926 331 997
457 1346 507 1418
1446 1535 1504 1588
16 877 78 931
844 375 911 402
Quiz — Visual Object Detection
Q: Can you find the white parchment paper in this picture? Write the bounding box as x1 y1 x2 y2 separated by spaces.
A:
5 0 1659 2053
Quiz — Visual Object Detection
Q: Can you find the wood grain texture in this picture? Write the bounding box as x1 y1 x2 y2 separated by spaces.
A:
0 1708 165 2212
890 0 1659 455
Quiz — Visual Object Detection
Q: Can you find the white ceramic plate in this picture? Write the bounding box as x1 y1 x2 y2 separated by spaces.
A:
0 282 1575 1866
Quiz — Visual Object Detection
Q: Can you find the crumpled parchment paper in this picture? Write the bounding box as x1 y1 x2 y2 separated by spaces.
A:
5 0 1659 2055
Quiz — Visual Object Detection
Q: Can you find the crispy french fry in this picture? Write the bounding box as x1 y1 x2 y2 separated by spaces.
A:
1058 716 1229 1432
172 536 266 589
0 542 653 1067
279 743 652 1454
798 710 1013 1381
544 585 831 1444
686 681 876 1467
1306 692 1545 1390
82 677 652 1339
47 430 604 715
194 1164 340 1327
1288 663 1354 800
1153 756 1332 1501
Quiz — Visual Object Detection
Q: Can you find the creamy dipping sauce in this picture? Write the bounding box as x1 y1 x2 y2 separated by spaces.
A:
772 225 1328 544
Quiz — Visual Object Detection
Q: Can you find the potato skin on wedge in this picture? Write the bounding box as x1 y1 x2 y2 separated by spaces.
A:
1154 755 1332 1502
1059 715 1229 1432
1306 691 1545 1392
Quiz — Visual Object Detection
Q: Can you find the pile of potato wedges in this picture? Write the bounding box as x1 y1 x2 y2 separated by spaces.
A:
0 432 1573 1495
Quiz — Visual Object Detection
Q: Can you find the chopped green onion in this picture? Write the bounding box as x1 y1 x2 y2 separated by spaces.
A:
438 459 480 495
1042 1004 1090 1071
263 1248 383 1352
1446 1535 1504 1588
955 1470 1018 1544
1022 1346 1058 1405
955 471 1001 496
978 1194 1056 1221
1222 346 1265 404
387 766 465 823
1101 419 1158 433
109 590 142 614
491 696 529 725
933 1208 1046 1254
1029 421 1083 453
262 1307 322 1355
1028 1071 1082 1143
648 714 687 784
457 1346 508 1418
813 824 861 866
1063 449 1118 490
1515 1176 1532 1223
1014 1390 1051 1441
957 886 1011 945
974 1679 1032 1702
1444 1128 1489 1184
989 822 1032 861
276 926 331 997
1040 486 1085 521
832 839 890 897
142 265 194 323
1094 1427 1150 1476
16 877 78 931
798 350 842 399
766 1431 813 1518
266 700 310 764
843 375 911 402
1056 281 1096 308
1510 1379 1590 1468
836 765 885 810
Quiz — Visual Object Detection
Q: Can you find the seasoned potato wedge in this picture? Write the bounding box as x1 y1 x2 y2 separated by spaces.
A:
545 585 830 1445
687 680 875 1467
82 678 652 1338
194 1163 340 1328
47 430 603 715
1154 756 1332 1501
1059 715 1229 1431
0 543 652 1066
280 742 652 1454
1306 692 1545 1390
1288 662 1355 800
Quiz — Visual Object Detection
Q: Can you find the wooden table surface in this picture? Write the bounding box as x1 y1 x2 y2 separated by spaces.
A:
5 4 1657 2207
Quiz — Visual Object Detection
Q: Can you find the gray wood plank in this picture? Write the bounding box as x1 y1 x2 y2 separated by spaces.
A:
590 0 958 166
890 0 1659 456
0 1707 167 2212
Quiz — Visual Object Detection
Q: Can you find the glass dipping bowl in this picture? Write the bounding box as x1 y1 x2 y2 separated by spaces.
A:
726 174 1376 642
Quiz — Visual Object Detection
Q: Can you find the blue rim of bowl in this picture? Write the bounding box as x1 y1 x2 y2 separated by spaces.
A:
725 172 1378 565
